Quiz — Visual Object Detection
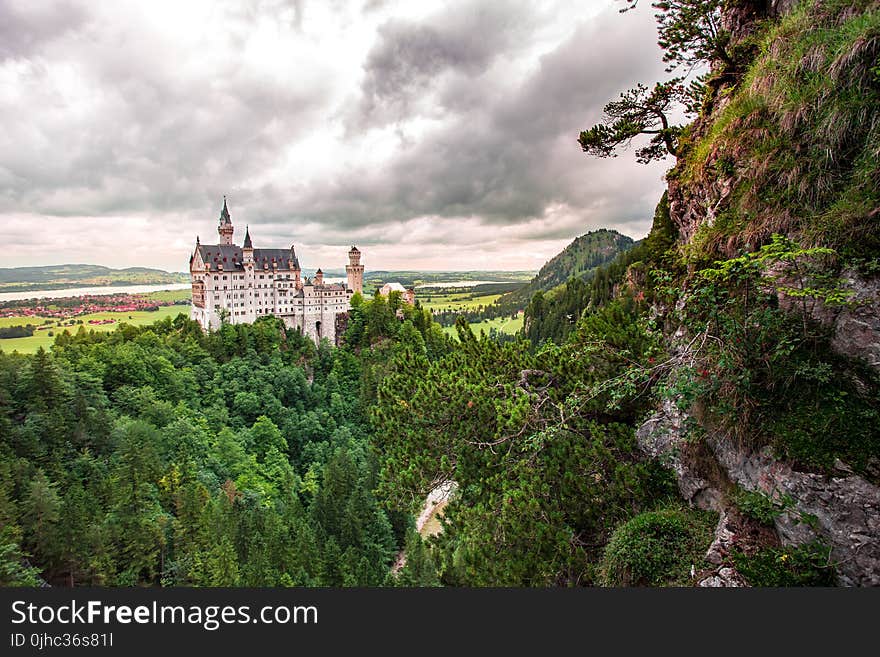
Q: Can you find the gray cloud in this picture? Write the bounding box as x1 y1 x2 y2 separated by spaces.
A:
0 2 333 218
0 0 87 59
291 4 668 232
0 1 673 271
353 1 538 128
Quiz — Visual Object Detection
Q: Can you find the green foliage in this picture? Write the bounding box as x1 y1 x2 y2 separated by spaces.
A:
669 235 880 475
392 530 441 587
650 0 734 71
599 506 718 587
372 294 678 586
525 193 680 345
0 527 42 587
678 0 880 260
502 229 635 308
0 314 400 586
733 488 791 526
733 542 836 586
578 81 689 163
0 325 35 339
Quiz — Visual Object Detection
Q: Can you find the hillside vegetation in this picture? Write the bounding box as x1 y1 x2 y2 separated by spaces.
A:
0 264 187 292
371 0 880 586
500 229 635 307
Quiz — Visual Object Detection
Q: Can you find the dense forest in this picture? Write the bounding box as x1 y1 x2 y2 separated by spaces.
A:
375 0 880 587
0 293 448 586
444 229 638 331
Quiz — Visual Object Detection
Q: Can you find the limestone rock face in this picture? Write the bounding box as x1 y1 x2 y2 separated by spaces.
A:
635 399 720 511
707 435 880 587
830 271 880 370
637 401 880 586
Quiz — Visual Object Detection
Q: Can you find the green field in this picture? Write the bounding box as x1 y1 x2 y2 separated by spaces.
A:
0 316 55 328
443 314 524 338
143 289 191 303
0 306 189 354
420 292 502 312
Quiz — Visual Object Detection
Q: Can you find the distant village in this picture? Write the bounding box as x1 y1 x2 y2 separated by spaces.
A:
0 293 186 321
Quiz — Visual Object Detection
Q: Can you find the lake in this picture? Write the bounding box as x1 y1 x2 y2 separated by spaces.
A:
0 283 192 303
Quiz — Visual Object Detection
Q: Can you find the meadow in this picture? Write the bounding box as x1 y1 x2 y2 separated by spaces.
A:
442 314 524 338
419 291 502 312
0 305 188 354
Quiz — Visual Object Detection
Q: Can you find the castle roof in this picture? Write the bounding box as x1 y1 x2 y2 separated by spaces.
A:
243 226 252 249
219 197 232 225
382 282 408 293
195 244 300 271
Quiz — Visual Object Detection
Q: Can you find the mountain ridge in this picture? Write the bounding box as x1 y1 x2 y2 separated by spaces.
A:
0 264 188 292
500 228 636 307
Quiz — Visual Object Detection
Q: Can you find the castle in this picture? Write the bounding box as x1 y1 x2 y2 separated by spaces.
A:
189 198 364 344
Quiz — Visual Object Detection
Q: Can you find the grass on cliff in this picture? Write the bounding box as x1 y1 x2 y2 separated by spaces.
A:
678 0 880 262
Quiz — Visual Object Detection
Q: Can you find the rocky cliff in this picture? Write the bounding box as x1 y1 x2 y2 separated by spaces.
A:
637 0 880 586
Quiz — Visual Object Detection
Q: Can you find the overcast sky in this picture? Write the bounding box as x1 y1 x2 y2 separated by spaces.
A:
1 0 672 273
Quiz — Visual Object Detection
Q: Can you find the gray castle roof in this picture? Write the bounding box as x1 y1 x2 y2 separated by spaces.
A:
197 244 300 271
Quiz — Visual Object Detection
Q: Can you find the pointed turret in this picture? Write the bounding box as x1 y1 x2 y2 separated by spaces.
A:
242 226 254 266
220 196 231 224
218 196 234 245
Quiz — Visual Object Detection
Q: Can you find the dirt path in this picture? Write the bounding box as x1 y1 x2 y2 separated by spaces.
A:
391 481 456 574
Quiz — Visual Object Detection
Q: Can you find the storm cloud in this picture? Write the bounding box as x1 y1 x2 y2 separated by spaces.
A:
1 0 673 271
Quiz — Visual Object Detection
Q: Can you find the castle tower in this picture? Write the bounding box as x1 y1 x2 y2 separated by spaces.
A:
218 197 234 245
242 226 253 263
315 268 324 286
346 246 364 294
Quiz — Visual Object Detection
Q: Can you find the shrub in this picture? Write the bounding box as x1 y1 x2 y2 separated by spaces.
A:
733 488 791 526
733 542 836 586
599 506 718 587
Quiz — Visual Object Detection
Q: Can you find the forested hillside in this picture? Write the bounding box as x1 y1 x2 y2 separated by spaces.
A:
373 0 880 586
522 200 672 344
0 264 187 292
0 296 449 586
500 229 635 308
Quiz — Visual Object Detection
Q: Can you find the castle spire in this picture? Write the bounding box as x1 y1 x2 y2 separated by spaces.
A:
218 196 234 245
243 225 252 249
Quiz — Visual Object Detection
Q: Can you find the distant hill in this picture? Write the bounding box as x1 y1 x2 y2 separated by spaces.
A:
0 264 188 292
500 229 636 306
